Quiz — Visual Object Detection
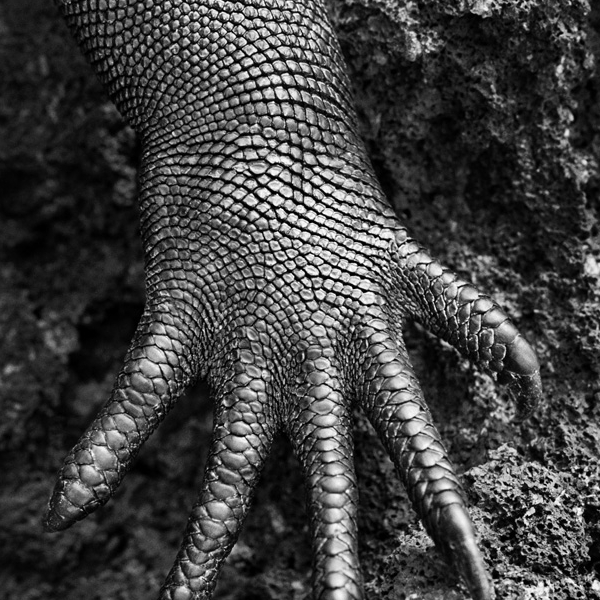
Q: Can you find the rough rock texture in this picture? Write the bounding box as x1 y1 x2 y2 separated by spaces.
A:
1 0 598 599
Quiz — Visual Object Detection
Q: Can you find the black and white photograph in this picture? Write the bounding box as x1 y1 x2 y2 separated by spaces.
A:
1 0 599 598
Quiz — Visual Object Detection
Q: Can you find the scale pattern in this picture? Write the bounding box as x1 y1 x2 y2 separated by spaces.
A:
43 1 543 599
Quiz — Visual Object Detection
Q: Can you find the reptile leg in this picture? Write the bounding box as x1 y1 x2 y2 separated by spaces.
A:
43 0 543 599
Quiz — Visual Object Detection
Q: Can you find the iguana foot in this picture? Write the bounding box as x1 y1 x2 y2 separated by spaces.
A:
44 0 542 598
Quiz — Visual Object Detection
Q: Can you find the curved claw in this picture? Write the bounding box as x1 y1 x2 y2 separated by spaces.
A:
495 331 542 420
504 370 543 422
437 504 494 600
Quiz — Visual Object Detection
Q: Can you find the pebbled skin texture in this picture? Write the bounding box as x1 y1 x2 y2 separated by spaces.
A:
43 1 543 599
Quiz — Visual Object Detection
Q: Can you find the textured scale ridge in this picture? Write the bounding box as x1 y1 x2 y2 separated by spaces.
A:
44 1 542 599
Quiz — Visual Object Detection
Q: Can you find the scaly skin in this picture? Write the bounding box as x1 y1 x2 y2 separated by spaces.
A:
43 1 543 599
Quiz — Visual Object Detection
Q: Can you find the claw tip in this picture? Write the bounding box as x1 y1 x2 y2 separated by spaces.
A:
42 481 93 533
498 368 542 421
497 334 542 421
438 504 495 600
42 501 72 533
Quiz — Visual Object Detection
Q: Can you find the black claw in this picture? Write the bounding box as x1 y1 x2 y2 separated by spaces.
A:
503 369 543 422
438 504 495 600
497 334 543 421
42 499 75 533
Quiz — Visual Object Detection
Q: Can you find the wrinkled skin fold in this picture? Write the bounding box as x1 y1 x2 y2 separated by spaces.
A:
43 1 543 599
